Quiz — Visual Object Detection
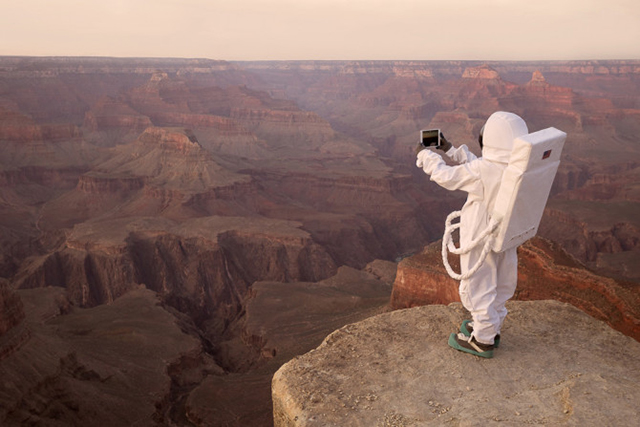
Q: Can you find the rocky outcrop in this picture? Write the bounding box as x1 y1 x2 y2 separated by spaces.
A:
272 300 640 426
512 71 577 110
16 246 136 308
462 64 502 80
75 127 249 196
135 126 198 150
527 70 548 86
390 242 460 309
391 237 640 341
454 66 515 112
147 111 267 157
16 216 336 299
30 126 257 230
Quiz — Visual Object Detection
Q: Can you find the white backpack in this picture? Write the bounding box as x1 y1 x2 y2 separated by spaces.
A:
442 127 567 280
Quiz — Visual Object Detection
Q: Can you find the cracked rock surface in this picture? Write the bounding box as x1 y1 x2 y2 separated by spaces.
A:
272 300 640 426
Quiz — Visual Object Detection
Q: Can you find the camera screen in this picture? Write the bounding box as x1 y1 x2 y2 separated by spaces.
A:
420 129 440 147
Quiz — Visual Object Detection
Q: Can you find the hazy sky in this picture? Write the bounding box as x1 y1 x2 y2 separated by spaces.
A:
1 0 639 61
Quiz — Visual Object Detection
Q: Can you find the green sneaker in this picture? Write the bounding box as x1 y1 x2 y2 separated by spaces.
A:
460 320 500 348
448 332 495 358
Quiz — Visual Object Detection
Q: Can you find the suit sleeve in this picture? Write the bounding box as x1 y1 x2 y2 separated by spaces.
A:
416 149 483 196
429 160 483 196
445 144 478 165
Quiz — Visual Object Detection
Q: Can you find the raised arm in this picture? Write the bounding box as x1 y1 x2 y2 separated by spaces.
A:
416 149 482 194
444 144 478 165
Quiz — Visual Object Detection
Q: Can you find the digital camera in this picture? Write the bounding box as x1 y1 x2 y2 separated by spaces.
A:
420 129 442 149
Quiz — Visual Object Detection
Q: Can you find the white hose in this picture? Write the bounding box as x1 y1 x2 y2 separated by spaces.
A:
441 211 501 281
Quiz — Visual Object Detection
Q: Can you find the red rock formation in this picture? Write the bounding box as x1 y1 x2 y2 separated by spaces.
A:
82 96 152 145
391 243 460 308
391 237 640 341
147 112 267 158
136 126 200 152
13 215 338 372
0 107 82 143
33 126 258 231
452 66 516 113
462 64 503 80
513 71 578 109
528 70 548 86
80 126 247 194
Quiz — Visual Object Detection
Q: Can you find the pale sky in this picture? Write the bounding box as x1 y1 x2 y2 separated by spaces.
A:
1 0 639 61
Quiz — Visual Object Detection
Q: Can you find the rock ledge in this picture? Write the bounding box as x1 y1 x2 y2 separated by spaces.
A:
272 300 640 426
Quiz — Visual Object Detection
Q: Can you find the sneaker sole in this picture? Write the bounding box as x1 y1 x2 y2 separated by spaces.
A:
460 320 500 348
448 333 494 358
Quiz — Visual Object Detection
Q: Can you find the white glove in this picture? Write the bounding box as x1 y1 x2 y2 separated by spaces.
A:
416 149 444 175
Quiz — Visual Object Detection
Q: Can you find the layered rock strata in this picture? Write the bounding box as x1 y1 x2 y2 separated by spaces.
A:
14 216 337 352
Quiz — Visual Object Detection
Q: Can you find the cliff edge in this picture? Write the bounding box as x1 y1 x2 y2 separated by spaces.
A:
272 300 640 426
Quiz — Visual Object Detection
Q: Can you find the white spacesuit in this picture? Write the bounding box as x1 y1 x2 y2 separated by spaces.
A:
416 112 529 354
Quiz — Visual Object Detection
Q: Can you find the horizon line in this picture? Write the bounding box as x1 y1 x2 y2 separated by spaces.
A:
1 55 640 63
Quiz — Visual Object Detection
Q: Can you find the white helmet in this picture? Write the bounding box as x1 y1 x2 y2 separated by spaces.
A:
481 111 528 163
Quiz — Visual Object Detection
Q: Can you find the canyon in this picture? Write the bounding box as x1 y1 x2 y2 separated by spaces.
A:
0 57 638 426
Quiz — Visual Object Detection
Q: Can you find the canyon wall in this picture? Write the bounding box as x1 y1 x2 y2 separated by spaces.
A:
0 279 24 340
244 60 640 281
1 57 638 426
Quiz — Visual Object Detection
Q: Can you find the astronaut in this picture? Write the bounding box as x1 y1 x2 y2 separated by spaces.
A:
416 111 529 358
